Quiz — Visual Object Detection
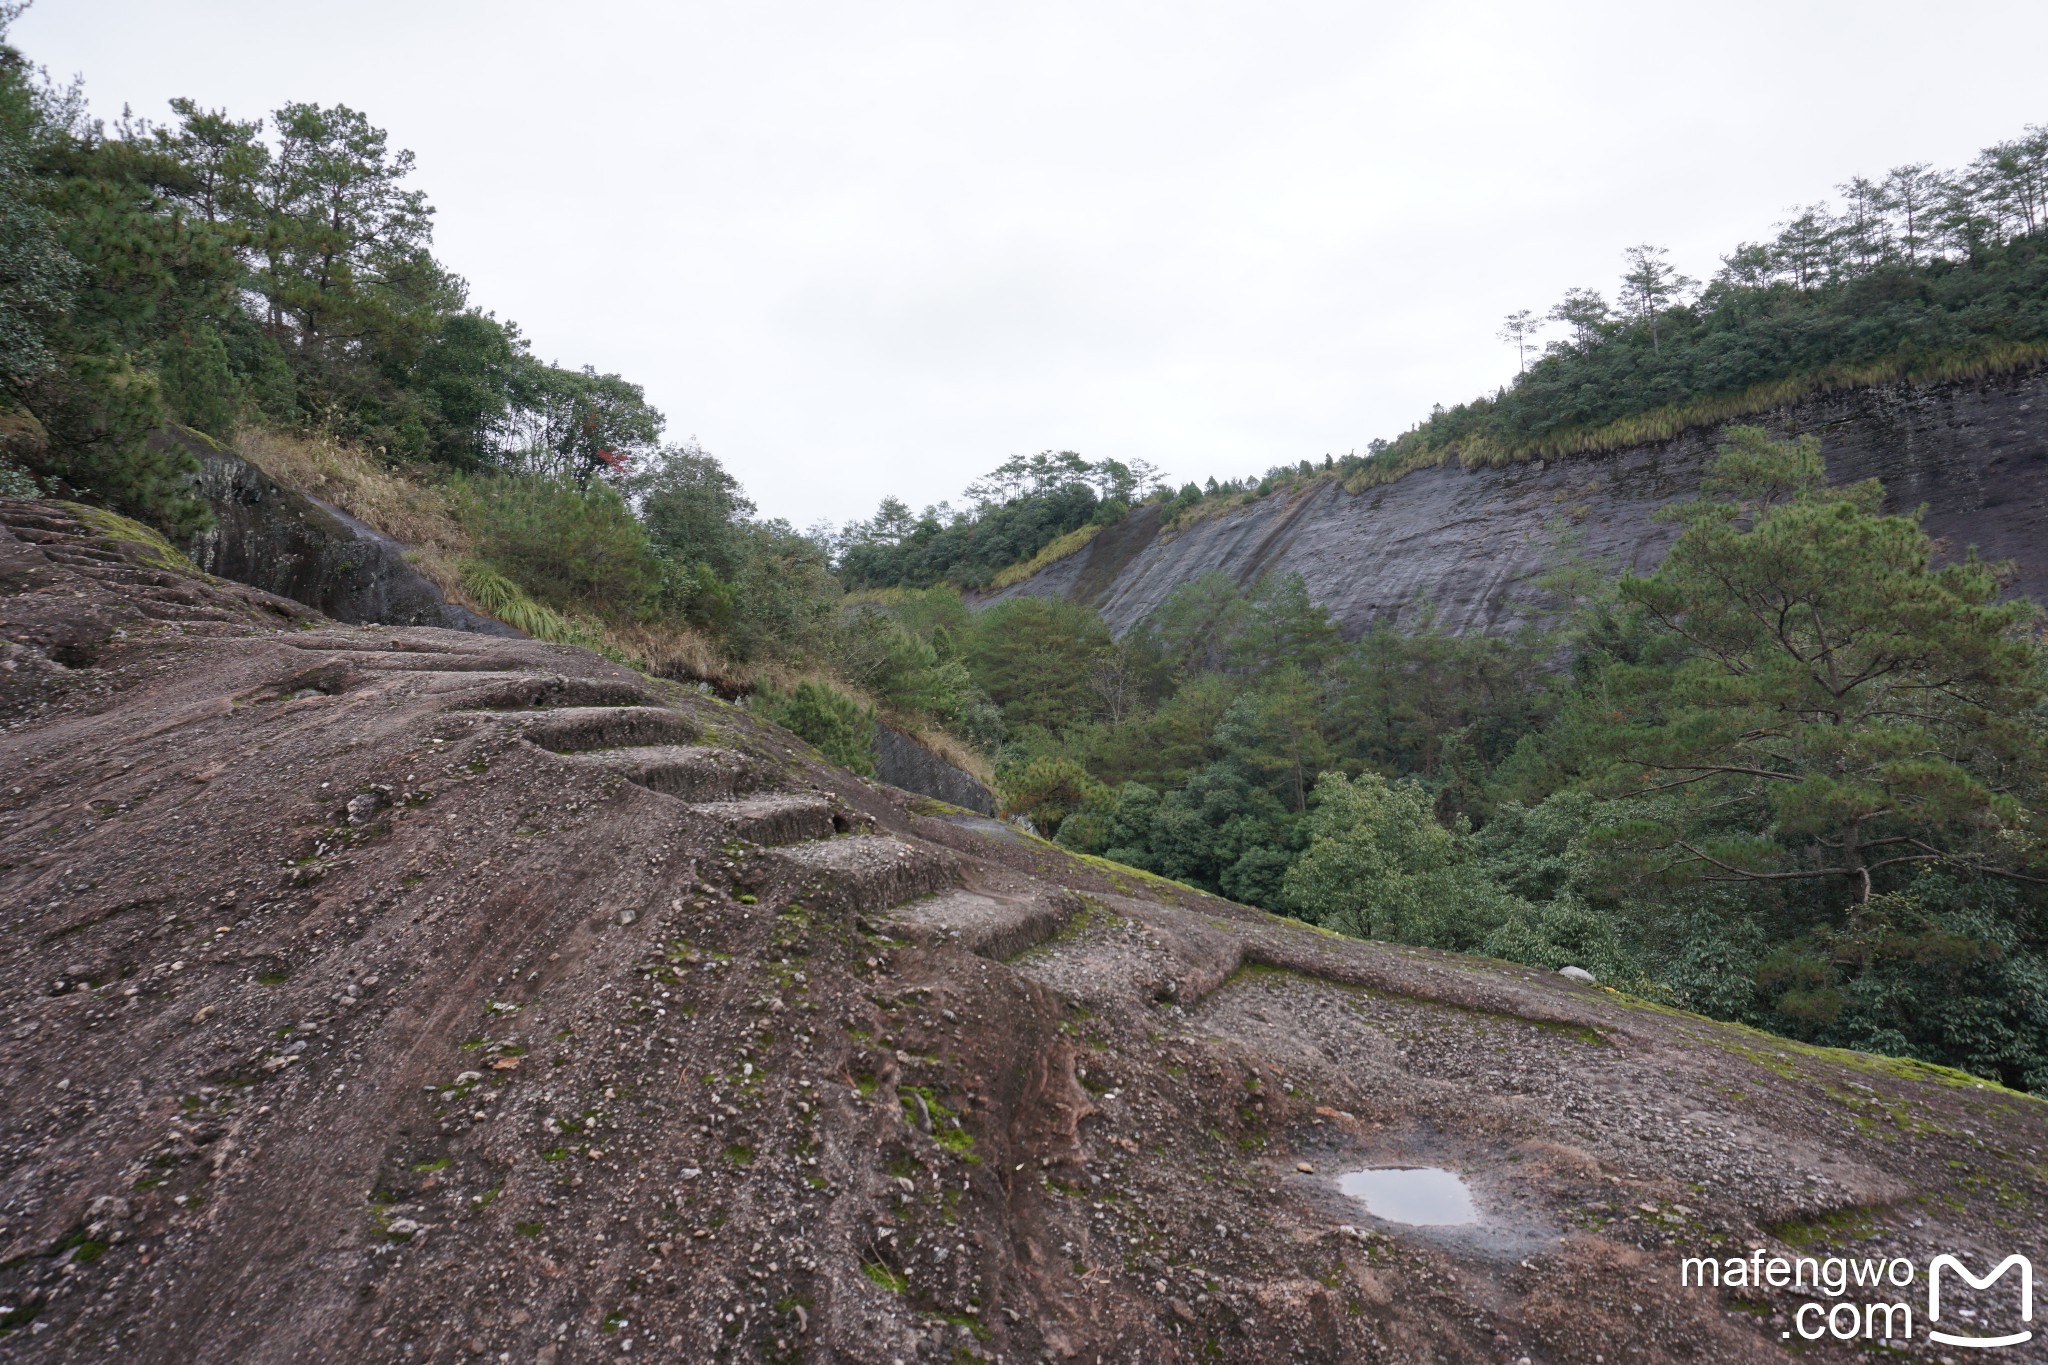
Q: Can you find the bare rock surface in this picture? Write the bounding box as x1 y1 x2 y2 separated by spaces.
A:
874 724 997 817
983 369 2048 637
173 427 514 636
1 501 2045 1362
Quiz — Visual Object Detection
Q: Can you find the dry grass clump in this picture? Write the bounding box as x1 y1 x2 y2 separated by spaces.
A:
234 426 474 594
987 523 1101 589
599 620 755 695
906 725 995 785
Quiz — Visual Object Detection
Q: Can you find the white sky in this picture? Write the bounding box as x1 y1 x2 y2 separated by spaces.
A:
18 0 2048 528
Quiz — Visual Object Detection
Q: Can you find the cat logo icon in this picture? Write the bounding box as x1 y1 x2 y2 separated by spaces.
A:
1928 1254 2033 1349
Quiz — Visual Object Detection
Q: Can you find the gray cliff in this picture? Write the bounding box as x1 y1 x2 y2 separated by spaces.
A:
982 369 2048 637
873 723 997 815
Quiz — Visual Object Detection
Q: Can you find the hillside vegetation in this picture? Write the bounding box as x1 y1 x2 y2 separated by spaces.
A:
4 6 2045 1091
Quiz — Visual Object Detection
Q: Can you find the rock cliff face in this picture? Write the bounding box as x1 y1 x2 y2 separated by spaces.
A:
171 428 514 636
874 722 998 815
984 369 2048 637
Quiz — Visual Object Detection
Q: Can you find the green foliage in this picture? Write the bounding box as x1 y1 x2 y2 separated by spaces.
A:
999 755 1105 838
456 559 622 659
720 517 839 664
1586 426 2045 902
1056 766 1297 905
0 24 72 392
499 362 664 483
157 324 237 437
409 310 519 466
21 355 208 537
837 450 1160 591
217 312 295 420
755 680 876 776
456 474 659 620
254 100 449 369
0 452 37 497
634 440 750 581
964 596 1112 732
1282 770 1515 950
829 600 1003 749
0 13 672 507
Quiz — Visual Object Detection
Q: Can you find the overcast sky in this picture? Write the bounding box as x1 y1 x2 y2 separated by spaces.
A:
17 1 2048 528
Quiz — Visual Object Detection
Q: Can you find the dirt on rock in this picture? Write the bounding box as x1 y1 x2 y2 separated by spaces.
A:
2 497 2045 1363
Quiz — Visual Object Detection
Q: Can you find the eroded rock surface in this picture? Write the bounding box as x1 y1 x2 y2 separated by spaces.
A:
875 723 997 816
173 428 513 635
1 506 2044 1363
984 369 2048 637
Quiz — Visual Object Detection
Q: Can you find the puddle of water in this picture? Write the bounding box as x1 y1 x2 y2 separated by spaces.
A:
1337 1167 1479 1226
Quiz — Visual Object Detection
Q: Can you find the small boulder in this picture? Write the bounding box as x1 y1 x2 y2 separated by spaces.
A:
88 1195 132 1222
345 788 392 826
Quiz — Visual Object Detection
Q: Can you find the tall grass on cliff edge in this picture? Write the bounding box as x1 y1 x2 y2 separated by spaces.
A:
987 523 1102 590
1342 342 2048 495
235 425 475 595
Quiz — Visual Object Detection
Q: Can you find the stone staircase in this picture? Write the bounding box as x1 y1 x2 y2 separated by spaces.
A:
1 499 318 640
457 690 967 923
312 652 1097 971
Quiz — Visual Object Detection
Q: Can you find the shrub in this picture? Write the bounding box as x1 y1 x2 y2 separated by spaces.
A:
456 474 659 619
456 559 621 659
158 325 239 438
755 679 877 776
23 356 209 538
1000 755 1106 838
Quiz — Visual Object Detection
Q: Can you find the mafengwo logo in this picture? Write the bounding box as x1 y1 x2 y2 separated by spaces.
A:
1928 1254 2032 1350
1680 1250 2033 1348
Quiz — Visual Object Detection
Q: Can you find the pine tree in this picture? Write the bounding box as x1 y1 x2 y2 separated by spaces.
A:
1589 427 2047 904
1616 244 1695 352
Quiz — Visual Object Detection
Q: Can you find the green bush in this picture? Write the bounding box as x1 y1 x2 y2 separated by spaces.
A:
457 559 625 661
0 453 38 497
830 604 1004 751
1000 755 1106 839
24 356 209 538
755 679 877 776
456 474 660 619
158 325 239 438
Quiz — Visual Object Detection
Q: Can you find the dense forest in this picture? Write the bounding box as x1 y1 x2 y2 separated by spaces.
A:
3 3 2044 1091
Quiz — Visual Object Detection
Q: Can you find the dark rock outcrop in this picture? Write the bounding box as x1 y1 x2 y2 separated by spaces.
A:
874 721 998 814
985 368 2048 636
170 427 515 635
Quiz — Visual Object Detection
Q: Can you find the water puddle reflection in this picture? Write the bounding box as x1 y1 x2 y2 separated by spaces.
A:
1337 1167 1478 1225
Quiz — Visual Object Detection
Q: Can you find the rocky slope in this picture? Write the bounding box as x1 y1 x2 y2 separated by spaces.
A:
2 498 2046 1363
984 369 2048 637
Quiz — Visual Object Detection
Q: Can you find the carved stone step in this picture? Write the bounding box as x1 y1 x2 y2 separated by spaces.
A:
558 744 762 801
446 674 663 711
771 836 956 917
690 794 838 847
882 889 1077 960
498 705 699 752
